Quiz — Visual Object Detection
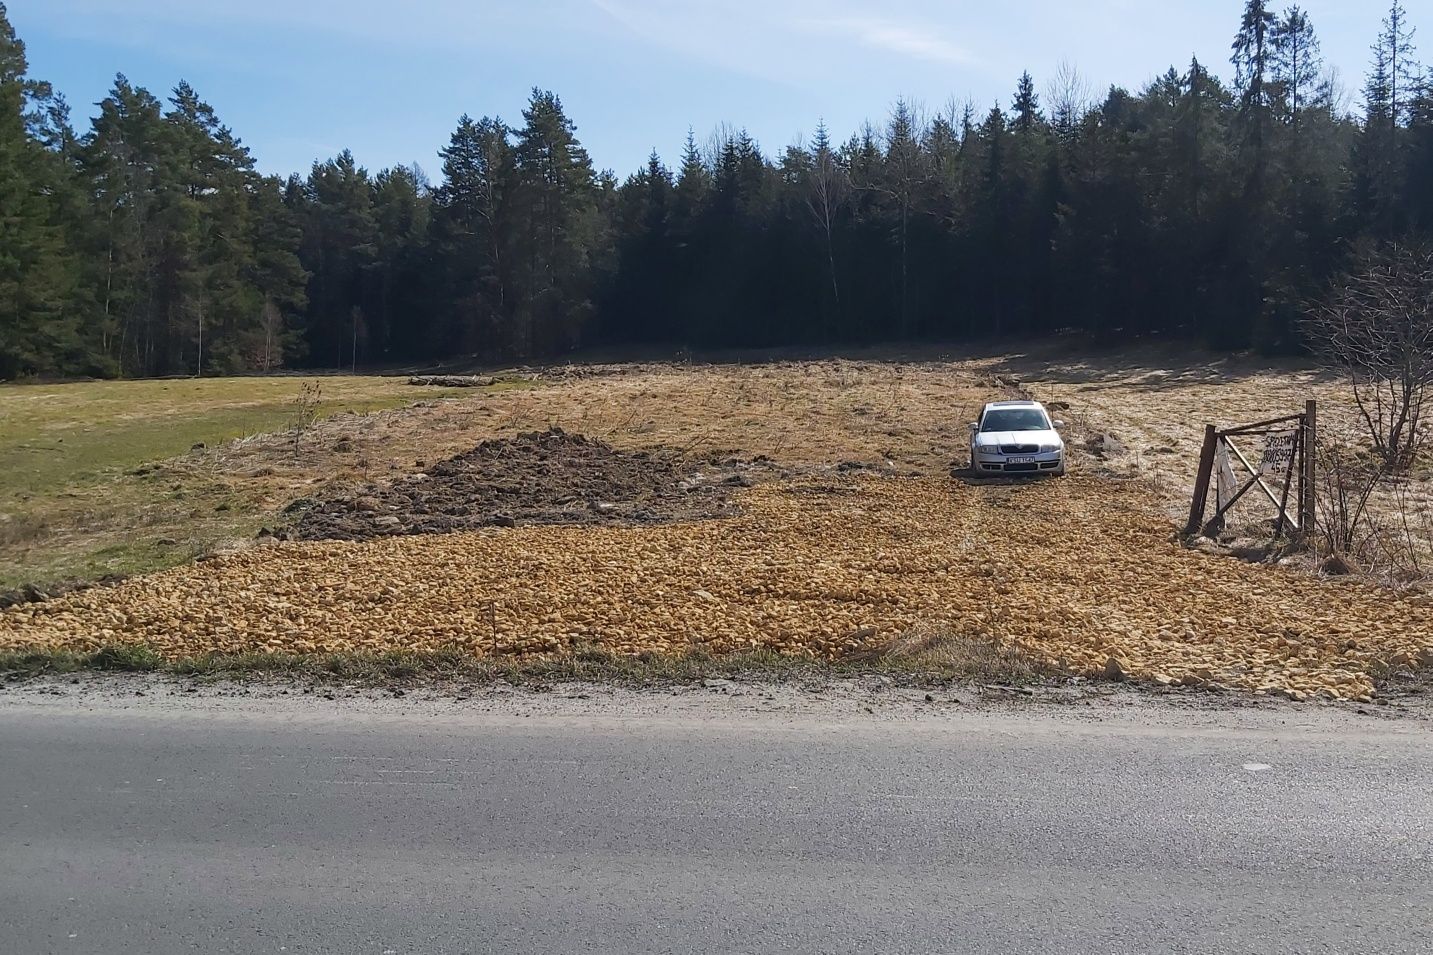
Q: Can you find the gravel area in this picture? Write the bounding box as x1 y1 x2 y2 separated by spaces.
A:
3 473 1430 702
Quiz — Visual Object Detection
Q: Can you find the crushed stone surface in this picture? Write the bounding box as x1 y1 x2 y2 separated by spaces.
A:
4 473 1430 702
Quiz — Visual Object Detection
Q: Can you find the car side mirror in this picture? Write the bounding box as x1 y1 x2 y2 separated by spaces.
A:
969 422 979 431
1053 420 1065 430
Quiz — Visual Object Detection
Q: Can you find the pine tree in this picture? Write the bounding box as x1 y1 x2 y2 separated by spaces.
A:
0 4 87 378
246 176 307 369
296 150 377 367
83 76 168 373
431 115 514 355
511 89 600 354
164 81 260 375
367 164 428 361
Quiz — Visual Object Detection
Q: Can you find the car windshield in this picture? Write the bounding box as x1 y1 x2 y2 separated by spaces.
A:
981 408 1049 432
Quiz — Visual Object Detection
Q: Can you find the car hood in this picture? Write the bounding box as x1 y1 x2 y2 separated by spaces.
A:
974 429 1063 448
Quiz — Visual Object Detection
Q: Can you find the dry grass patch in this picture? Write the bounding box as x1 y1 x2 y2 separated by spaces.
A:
852 625 1058 684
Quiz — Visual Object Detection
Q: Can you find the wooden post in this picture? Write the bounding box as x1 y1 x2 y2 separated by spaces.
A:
1274 428 1299 538
1300 399 1317 542
1186 424 1218 537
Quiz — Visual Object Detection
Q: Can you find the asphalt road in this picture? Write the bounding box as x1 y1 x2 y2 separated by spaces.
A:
3 687 1432 954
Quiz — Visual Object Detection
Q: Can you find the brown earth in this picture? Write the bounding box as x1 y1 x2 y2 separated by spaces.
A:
5 473 1430 702
281 427 788 542
3 346 1431 701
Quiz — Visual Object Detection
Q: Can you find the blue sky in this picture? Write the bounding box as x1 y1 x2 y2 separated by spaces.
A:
13 0 1404 180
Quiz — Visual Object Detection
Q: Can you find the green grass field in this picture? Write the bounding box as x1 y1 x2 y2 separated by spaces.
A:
0 375 466 589
0 376 445 497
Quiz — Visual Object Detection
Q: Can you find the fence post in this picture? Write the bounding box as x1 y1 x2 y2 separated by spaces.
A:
1186 424 1218 537
1300 399 1317 543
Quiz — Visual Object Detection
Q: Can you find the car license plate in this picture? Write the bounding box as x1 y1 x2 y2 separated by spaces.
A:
1008 456 1035 464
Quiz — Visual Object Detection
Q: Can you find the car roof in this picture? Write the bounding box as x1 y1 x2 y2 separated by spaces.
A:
983 399 1044 410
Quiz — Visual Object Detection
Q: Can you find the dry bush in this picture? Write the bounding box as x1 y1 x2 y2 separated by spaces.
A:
0 514 48 548
1316 439 1433 580
1382 479 1433 578
1316 442 1382 560
289 381 323 460
1303 243 1433 473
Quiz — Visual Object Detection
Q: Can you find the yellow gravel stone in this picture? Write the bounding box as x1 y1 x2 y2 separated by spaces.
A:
2 475 1429 700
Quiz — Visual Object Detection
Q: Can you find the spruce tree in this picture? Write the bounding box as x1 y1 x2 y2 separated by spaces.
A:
880 100 926 336
1231 0 1277 169
1358 1 1420 235
1011 72 1043 133
1406 73 1433 231
1271 6 1325 129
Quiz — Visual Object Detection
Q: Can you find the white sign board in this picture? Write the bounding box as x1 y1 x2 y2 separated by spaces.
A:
1260 431 1297 477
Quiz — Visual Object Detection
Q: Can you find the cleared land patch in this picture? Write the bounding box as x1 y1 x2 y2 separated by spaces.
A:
3 473 1429 701
3 349 1431 699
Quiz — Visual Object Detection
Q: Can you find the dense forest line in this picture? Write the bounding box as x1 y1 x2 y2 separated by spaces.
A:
1 1 1431 379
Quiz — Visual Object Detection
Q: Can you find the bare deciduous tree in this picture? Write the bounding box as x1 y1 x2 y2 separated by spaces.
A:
1304 243 1433 472
1046 60 1092 136
256 298 284 371
877 98 929 337
803 122 850 323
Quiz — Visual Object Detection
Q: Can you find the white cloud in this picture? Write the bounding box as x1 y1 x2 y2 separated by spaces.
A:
586 0 979 87
586 0 811 85
801 16 976 65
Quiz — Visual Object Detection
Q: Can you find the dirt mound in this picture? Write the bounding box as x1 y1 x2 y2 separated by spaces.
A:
282 428 780 542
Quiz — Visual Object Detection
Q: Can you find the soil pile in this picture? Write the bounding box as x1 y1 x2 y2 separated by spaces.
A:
283 428 780 541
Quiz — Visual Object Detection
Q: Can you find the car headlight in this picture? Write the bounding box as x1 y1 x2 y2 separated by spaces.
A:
1039 443 1062 453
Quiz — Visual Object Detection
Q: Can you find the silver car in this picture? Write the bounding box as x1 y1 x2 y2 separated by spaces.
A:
968 400 1066 476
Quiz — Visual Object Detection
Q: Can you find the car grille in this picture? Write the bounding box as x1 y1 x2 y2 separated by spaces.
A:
1003 462 1039 472
998 444 1039 454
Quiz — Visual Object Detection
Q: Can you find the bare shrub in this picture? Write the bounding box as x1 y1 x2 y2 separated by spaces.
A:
289 381 323 460
1316 438 1433 580
1315 441 1382 562
0 513 49 548
1303 243 1433 472
1386 480 1433 577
